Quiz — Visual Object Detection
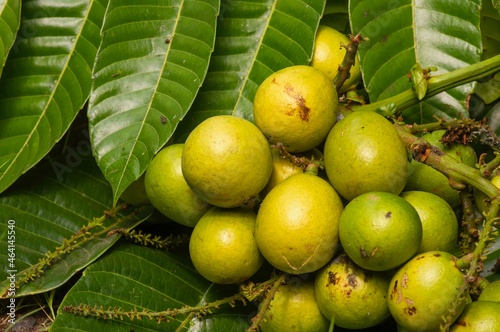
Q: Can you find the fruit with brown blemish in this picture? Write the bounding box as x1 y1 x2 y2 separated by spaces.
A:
388 251 468 331
339 191 422 271
449 300 500 331
253 65 338 152
314 253 391 329
254 173 343 274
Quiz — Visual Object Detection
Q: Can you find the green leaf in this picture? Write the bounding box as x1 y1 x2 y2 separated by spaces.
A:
349 0 482 123
481 0 500 60
0 153 153 298
0 0 108 194
88 0 220 206
51 242 252 331
174 0 326 141
0 0 21 77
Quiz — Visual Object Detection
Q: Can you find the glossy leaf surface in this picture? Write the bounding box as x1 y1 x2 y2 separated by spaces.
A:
349 0 482 123
0 0 21 76
88 0 220 205
0 153 152 298
0 0 107 194
51 242 253 331
174 0 325 140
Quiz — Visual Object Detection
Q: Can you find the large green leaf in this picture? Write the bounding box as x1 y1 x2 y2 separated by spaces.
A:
481 0 500 60
349 0 482 123
0 0 108 194
0 152 153 298
51 242 253 331
88 0 220 206
174 0 326 141
0 0 21 76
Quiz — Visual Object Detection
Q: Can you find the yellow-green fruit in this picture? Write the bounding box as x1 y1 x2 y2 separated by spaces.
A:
260 278 329 332
253 65 338 152
182 115 273 208
261 148 322 197
404 130 478 208
255 173 343 274
388 251 468 331
314 253 391 329
339 191 422 271
450 301 500 331
478 280 500 302
189 207 263 284
310 25 361 94
400 191 458 254
324 111 409 201
144 144 211 227
120 173 151 206
473 173 500 215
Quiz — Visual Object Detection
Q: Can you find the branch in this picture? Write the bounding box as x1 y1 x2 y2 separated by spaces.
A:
354 54 500 113
333 34 365 93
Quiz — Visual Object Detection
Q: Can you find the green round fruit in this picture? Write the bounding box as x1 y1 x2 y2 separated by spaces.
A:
473 173 500 215
400 191 458 254
253 65 338 152
310 25 361 94
450 301 500 331
314 253 391 329
339 192 422 271
189 207 263 284
324 111 409 201
145 144 211 227
182 115 273 208
388 251 468 331
478 280 500 302
255 173 343 274
260 278 330 332
261 148 322 197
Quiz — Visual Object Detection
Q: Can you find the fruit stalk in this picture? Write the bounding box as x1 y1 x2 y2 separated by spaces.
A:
353 54 500 113
395 124 500 281
246 273 287 332
333 33 364 92
394 124 500 202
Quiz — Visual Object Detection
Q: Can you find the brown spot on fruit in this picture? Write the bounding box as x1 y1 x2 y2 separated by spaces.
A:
404 297 414 305
327 271 340 285
401 273 409 288
390 280 398 300
347 273 358 288
433 253 441 257
283 83 310 122
404 306 417 316
385 211 392 218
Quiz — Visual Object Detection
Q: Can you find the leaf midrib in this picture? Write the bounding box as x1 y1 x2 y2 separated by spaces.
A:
0 3 92 187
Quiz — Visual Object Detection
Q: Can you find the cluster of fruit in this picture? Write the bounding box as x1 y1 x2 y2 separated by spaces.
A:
129 26 500 331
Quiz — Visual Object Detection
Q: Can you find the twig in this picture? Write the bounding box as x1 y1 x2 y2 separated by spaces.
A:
333 34 365 93
353 54 500 114
107 228 189 250
246 273 287 332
